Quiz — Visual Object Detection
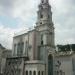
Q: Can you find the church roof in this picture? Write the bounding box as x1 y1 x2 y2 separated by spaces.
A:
14 28 35 37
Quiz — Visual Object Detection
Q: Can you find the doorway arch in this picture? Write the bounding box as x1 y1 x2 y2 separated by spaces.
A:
48 54 53 75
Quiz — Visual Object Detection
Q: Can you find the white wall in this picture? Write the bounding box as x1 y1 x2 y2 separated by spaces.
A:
55 55 73 75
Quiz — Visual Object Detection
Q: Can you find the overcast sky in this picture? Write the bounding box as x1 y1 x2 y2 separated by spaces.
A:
0 0 75 49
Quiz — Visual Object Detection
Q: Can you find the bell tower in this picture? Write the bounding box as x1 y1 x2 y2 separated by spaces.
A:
36 0 52 26
35 0 55 48
35 0 55 75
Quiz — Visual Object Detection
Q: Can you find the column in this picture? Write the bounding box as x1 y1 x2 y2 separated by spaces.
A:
23 42 26 56
15 44 17 56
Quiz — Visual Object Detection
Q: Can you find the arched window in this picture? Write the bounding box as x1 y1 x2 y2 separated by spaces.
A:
29 71 32 75
38 71 40 75
33 71 36 75
26 71 28 75
42 71 44 75
41 34 43 45
48 54 53 75
17 42 24 56
41 0 44 3
48 54 53 59
40 22 42 24
40 14 43 18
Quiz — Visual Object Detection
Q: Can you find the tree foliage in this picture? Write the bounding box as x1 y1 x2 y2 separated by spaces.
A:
57 44 75 52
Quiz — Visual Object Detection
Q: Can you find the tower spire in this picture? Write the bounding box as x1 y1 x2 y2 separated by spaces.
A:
36 0 52 26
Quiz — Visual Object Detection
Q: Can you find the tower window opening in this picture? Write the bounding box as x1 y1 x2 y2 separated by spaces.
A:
40 14 43 18
41 0 44 3
40 22 42 24
42 1 44 3
41 40 43 45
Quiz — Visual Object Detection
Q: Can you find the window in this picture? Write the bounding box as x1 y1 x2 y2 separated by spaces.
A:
26 71 28 75
20 42 24 55
60 70 62 75
33 71 36 75
8 62 11 65
42 71 44 75
41 34 43 45
40 14 43 18
25 41 28 56
41 40 43 45
57 71 59 75
17 42 24 56
48 54 53 75
17 43 20 56
29 71 32 75
42 1 44 3
14 44 16 51
14 44 16 55
41 0 44 3
38 71 40 75
40 22 42 24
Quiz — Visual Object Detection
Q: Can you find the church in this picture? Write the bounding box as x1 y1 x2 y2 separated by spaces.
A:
4 0 56 75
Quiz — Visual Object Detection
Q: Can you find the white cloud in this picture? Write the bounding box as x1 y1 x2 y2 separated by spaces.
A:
0 23 14 49
50 0 75 45
0 0 75 48
0 23 28 49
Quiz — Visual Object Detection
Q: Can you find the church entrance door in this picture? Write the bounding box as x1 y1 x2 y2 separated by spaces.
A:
48 54 53 75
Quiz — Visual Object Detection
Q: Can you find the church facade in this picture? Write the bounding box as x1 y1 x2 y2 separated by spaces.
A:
4 0 55 75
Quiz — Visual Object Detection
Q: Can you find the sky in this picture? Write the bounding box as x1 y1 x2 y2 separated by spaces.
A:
0 0 75 49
